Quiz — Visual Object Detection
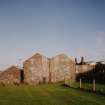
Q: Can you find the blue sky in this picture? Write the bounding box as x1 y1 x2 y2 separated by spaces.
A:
0 0 105 70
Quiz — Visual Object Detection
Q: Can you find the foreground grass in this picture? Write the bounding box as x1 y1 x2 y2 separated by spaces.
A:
0 83 105 105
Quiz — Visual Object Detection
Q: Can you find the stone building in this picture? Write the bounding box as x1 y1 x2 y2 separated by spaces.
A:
0 71 2 75
75 57 95 74
0 53 98 85
23 53 76 85
75 64 94 74
23 53 50 85
0 66 22 85
50 54 76 83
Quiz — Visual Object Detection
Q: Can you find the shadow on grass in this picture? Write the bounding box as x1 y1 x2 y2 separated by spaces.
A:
61 84 105 97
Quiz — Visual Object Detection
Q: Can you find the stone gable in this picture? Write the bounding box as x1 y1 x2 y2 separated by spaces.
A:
23 53 76 85
50 54 75 83
23 53 49 85
0 66 22 85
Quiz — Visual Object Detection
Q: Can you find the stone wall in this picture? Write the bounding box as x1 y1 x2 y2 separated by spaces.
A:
50 54 76 83
76 64 94 74
0 66 22 85
23 53 49 85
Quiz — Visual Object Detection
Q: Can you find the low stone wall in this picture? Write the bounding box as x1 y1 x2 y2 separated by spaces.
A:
76 64 94 74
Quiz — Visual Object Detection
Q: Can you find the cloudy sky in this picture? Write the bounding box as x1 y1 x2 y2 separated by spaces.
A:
0 0 105 70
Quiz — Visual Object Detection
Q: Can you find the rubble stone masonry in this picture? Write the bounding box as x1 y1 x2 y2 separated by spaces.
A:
0 66 22 85
0 53 95 85
23 53 49 85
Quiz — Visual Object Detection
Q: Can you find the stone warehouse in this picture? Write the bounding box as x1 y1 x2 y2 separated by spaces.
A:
0 53 95 85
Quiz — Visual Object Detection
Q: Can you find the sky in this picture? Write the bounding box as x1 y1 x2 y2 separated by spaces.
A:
0 0 105 70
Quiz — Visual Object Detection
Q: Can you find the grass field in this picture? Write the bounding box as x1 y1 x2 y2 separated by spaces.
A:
0 83 105 105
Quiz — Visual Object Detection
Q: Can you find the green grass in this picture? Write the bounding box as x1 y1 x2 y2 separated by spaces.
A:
0 83 105 105
71 82 105 94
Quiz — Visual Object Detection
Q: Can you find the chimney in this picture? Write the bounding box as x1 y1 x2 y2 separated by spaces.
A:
81 57 84 64
75 58 78 64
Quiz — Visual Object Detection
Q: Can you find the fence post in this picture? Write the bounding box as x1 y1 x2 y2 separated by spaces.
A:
93 79 96 92
80 78 82 89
